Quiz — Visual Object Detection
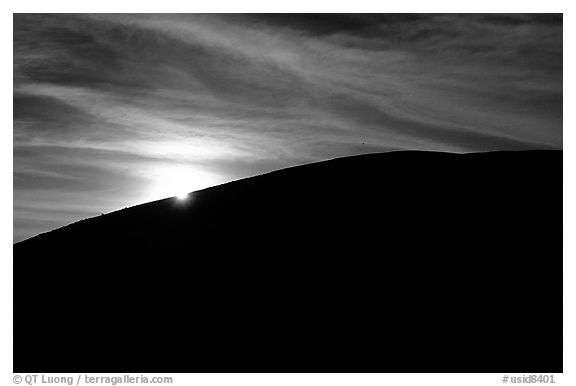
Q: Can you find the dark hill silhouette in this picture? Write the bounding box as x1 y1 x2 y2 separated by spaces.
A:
14 150 562 373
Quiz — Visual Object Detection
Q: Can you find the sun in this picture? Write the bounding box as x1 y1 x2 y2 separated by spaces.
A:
147 166 219 201
175 192 189 201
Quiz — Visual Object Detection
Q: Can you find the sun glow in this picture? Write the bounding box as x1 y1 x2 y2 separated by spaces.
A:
175 192 189 201
147 166 220 201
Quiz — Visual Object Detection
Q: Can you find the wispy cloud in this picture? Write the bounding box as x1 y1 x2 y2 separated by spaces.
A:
13 13 562 241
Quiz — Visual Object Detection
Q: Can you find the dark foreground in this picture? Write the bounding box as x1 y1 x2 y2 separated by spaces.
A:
14 150 562 373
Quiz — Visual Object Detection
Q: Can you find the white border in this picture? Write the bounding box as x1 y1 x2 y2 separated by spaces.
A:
3 2 571 385
1 0 571 13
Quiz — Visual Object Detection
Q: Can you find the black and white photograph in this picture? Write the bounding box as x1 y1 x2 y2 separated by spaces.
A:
8 7 569 384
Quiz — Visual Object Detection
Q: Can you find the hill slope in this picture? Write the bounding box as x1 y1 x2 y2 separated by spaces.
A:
14 150 562 372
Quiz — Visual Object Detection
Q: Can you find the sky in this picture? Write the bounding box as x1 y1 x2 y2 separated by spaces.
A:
13 13 562 242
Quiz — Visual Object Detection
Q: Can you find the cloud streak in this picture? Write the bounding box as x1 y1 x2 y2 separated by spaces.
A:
13 13 562 241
